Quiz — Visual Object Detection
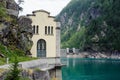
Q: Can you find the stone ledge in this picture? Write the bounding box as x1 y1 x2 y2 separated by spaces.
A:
7 9 19 16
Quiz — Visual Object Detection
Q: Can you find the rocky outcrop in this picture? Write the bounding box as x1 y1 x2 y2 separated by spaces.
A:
21 70 50 80
84 3 101 26
6 0 19 16
0 0 19 37
0 0 33 55
18 16 33 55
6 0 19 10
0 16 33 55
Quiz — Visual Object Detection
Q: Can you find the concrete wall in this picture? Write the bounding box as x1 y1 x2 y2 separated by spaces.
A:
60 48 80 57
56 22 61 57
60 49 67 57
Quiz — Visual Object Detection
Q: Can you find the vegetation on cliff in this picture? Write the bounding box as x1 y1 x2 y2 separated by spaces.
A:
0 43 36 65
0 0 33 58
57 0 120 52
0 1 11 22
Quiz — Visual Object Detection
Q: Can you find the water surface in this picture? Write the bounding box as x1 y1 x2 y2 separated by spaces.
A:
61 58 120 80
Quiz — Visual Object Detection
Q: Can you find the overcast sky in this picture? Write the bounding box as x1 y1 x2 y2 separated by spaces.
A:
15 0 71 16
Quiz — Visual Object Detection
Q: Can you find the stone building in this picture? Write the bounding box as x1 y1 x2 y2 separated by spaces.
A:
27 10 60 58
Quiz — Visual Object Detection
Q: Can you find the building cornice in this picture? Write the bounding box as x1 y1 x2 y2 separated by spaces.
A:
27 10 57 21
27 14 36 16
32 10 50 15
48 16 55 18
56 27 61 30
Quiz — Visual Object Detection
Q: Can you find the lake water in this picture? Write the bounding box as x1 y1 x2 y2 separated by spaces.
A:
61 58 120 80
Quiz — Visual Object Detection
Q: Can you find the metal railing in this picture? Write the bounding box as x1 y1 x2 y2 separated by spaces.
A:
37 50 46 57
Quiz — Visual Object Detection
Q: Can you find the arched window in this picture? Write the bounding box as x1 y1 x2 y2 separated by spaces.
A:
33 25 35 34
45 26 47 34
36 25 39 34
51 26 53 35
48 26 50 34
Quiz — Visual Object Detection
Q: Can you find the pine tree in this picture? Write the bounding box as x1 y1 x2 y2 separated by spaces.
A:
5 57 21 80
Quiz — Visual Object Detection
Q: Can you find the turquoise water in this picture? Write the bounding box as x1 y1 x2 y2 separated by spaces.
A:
61 58 120 80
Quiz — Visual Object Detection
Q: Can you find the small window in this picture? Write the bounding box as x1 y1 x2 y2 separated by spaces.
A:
36 25 39 34
51 26 53 35
48 26 50 34
45 26 47 34
33 25 35 34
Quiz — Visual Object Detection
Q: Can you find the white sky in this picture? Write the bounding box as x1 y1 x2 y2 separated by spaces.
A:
15 0 71 16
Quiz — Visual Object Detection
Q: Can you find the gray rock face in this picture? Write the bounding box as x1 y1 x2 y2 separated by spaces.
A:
0 16 33 55
18 16 33 54
84 6 101 26
7 9 19 17
0 0 19 17
6 0 19 11
0 22 10 45
0 0 19 33
0 0 33 55
6 0 19 16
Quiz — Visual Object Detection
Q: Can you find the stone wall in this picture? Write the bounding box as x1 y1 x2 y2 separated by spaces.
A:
60 48 80 57
0 70 50 80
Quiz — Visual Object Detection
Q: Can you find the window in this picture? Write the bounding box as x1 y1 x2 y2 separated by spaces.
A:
51 26 53 35
36 25 39 34
33 25 35 34
45 26 54 35
48 26 50 34
45 26 47 34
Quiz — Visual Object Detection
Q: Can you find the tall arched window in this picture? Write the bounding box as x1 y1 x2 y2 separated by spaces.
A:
48 26 50 34
33 25 35 34
45 26 47 34
51 26 53 35
36 25 39 34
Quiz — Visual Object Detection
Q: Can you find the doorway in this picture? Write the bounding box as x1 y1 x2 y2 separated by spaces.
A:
37 39 46 57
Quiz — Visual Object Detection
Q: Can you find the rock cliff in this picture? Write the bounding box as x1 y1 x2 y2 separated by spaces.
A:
0 0 33 55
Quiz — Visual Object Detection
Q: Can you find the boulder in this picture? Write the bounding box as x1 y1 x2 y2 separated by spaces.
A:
18 16 33 54
0 53 5 58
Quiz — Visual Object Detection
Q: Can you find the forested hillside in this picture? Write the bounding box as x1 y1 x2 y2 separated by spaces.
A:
57 0 120 51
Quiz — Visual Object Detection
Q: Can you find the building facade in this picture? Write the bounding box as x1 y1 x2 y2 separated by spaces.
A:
27 10 60 58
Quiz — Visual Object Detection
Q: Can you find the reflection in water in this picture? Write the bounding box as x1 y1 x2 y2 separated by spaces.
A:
73 58 76 67
61 58 120 80
67 58 69 67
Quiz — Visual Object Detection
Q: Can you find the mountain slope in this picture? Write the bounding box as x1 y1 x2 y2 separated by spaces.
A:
57 0 120 51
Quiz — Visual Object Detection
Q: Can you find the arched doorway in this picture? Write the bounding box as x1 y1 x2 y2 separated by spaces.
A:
37 39 46 57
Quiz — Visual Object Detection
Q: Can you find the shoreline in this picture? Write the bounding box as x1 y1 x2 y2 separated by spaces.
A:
66 52 120 59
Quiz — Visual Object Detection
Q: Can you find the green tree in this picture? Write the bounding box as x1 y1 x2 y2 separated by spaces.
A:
5 57 21 80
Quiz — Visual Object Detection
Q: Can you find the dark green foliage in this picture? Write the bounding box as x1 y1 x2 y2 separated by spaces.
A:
0 1 7 20
62 27 86 50
57 0 120 51
85 0 120 51
0 1 11 22
5 57 21 80
0 43 37 65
